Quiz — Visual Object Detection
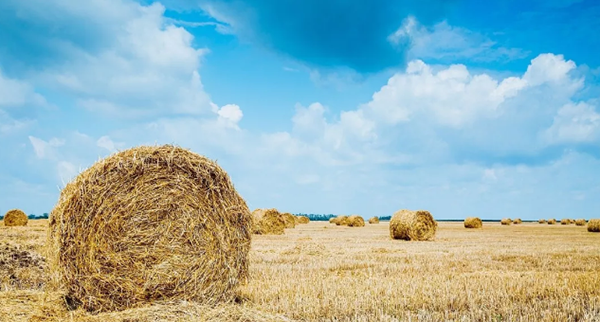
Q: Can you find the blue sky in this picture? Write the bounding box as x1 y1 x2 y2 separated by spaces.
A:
1 0 599 219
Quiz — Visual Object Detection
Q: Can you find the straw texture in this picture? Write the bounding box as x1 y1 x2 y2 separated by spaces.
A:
47 145 252 312
464 217 482 229
389 210 437 241
252 209 285 235
3 209 28 226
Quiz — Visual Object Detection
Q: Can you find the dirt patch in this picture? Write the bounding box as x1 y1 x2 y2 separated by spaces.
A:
0 243 46 289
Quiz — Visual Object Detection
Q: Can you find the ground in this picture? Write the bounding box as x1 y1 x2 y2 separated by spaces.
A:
1 220 599 321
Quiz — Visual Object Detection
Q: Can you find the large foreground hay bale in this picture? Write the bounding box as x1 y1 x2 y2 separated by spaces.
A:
538 219 546 224
500 218 512 225
281 212 296 229
389 209 437 241
2 209 28 226
464 217 482 229
588 219 600 232
575 219 586 226
548 218 557 225
560 218 570 225
253 209 285 235
48 145 252 312
368 217 379 224
335 215 349 226
513 218 522 224
347 215 365 227
296 216 310 224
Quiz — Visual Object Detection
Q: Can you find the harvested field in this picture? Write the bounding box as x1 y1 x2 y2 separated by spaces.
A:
1 220 600 321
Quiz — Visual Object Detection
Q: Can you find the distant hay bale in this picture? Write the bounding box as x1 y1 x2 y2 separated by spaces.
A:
588 219 600 232
570 219 576 224
575 219 586 226
500 218 512 225
296 216 310 224
3 209 28 226
347 215 365 227
389 209 437 241
513 218 522 224
281 212 296 229
368 217 379 224
464 217 482 229
538 219 546 224
329 217 336 224
547 218 557 225
335 215 349 226
253 209 286 235
48 145 253 312
560 218 570 225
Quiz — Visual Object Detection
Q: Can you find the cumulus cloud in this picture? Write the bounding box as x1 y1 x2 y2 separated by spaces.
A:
2 0 218 119
543 102 600 144
217 104 243 128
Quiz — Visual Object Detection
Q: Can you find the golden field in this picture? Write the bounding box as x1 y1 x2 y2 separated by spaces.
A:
1 219 599 322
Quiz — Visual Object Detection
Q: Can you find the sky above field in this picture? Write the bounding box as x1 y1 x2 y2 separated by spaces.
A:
1 0 600 219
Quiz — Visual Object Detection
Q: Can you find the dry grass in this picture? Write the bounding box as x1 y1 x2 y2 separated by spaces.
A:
501 218 512 225
1 220 600 321
464 217 482 229
589 219 600 232
47 145 252 312
2 209 28 227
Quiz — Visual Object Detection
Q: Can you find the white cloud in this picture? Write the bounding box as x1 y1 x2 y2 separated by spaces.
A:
389 16 528 62
217 104 243 128
97 136 120 152
0 70 47 108
543 102 600 144
523 53 579 86
29 136 60 159
29 1 218 118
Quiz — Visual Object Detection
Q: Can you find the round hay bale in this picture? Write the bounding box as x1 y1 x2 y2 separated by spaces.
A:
560 218 570 225
335 215 349 226
296 216 310 224
575 219 586 226
538 219 546 224
281 212 296 229
588 219 600 232
253 209 286 235
547 218 557 225
368 217 380 224
347 215 365 227
464 217 482 229
328 217 336 224
513 218 522 224
500 218 512 225
3 209 28 227
47 145 252 312
389 209 437 241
